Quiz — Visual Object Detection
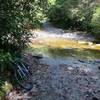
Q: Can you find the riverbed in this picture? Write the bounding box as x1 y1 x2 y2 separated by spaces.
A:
27 22 100 100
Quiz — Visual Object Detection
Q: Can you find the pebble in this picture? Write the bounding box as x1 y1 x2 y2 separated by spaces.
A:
92 97 99 100
98 66 100 70
78 59 85 63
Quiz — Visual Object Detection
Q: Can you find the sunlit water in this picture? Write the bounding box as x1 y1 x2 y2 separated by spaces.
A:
28 22 100 100
29 22 100 64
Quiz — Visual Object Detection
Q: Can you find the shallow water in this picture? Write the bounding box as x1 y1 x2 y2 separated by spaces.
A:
29 37 100 62
28 22 100 100
29 22 100 61
27 41 100 77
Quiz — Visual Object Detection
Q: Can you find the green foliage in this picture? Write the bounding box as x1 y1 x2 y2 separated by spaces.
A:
0 51 12 72
0 77 12 100
0 1 49 99
0 0 48 53
48 0 56 5
48 0 99 32
48 5 68 28
90 6 100 38
0 0 48 85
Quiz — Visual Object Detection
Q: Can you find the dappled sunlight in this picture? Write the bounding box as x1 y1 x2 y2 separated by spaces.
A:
0 79 13 100
28 41 100 60
30 22 100 57
79 66 92 73
1 0 100 99
30 35 100 51
30 37 100 59
29 22 100 60
26 21 100 100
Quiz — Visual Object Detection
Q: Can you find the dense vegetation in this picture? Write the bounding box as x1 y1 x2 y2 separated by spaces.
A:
0 0 100 98
0 1 48 98
48 0 100 39
0 0 48 70
0 0 48 53
1 0 99 73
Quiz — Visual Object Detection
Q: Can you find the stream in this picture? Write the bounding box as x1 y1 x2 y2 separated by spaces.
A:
28 22 100 100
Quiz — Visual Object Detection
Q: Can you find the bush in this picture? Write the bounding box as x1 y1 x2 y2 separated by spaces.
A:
0 50 12 73
0 0 48 81
90 6 100 38
48 5 69 28
0 0 48 53
48 0 96 31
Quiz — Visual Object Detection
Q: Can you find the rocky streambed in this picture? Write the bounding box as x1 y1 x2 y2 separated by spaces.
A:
6 22 100 100
6 53 100 100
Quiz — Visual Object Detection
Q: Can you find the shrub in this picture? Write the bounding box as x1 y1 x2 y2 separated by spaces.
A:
90 6 100 38
48 5 69 28
48 0 96 31
0 0 48 53
0 0 48 80
0 50 12 73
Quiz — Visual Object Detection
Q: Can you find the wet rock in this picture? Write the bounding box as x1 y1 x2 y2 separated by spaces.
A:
94 59 100 63
98 66 100 70
32 54 43 59
28 86 39 96
78 59 85 63
92 97 99 100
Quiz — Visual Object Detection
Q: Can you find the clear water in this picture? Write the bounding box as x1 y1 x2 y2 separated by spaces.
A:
28 22 100 100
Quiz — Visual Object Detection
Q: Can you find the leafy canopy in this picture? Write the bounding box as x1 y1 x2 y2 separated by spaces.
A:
0 0 48 53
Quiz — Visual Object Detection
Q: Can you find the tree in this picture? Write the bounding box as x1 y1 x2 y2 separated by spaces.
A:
0 0 48 53
90 6 100 38
48 0 98 31
0 0 48 73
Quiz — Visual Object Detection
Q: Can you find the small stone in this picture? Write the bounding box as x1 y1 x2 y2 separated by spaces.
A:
78 60 85 63
32 54 43 59
98 66 100 70
92 97 99 100
95 59 100 63
28 86 39 96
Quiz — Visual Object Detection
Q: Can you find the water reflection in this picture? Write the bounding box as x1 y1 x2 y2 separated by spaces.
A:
27 46 100 60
